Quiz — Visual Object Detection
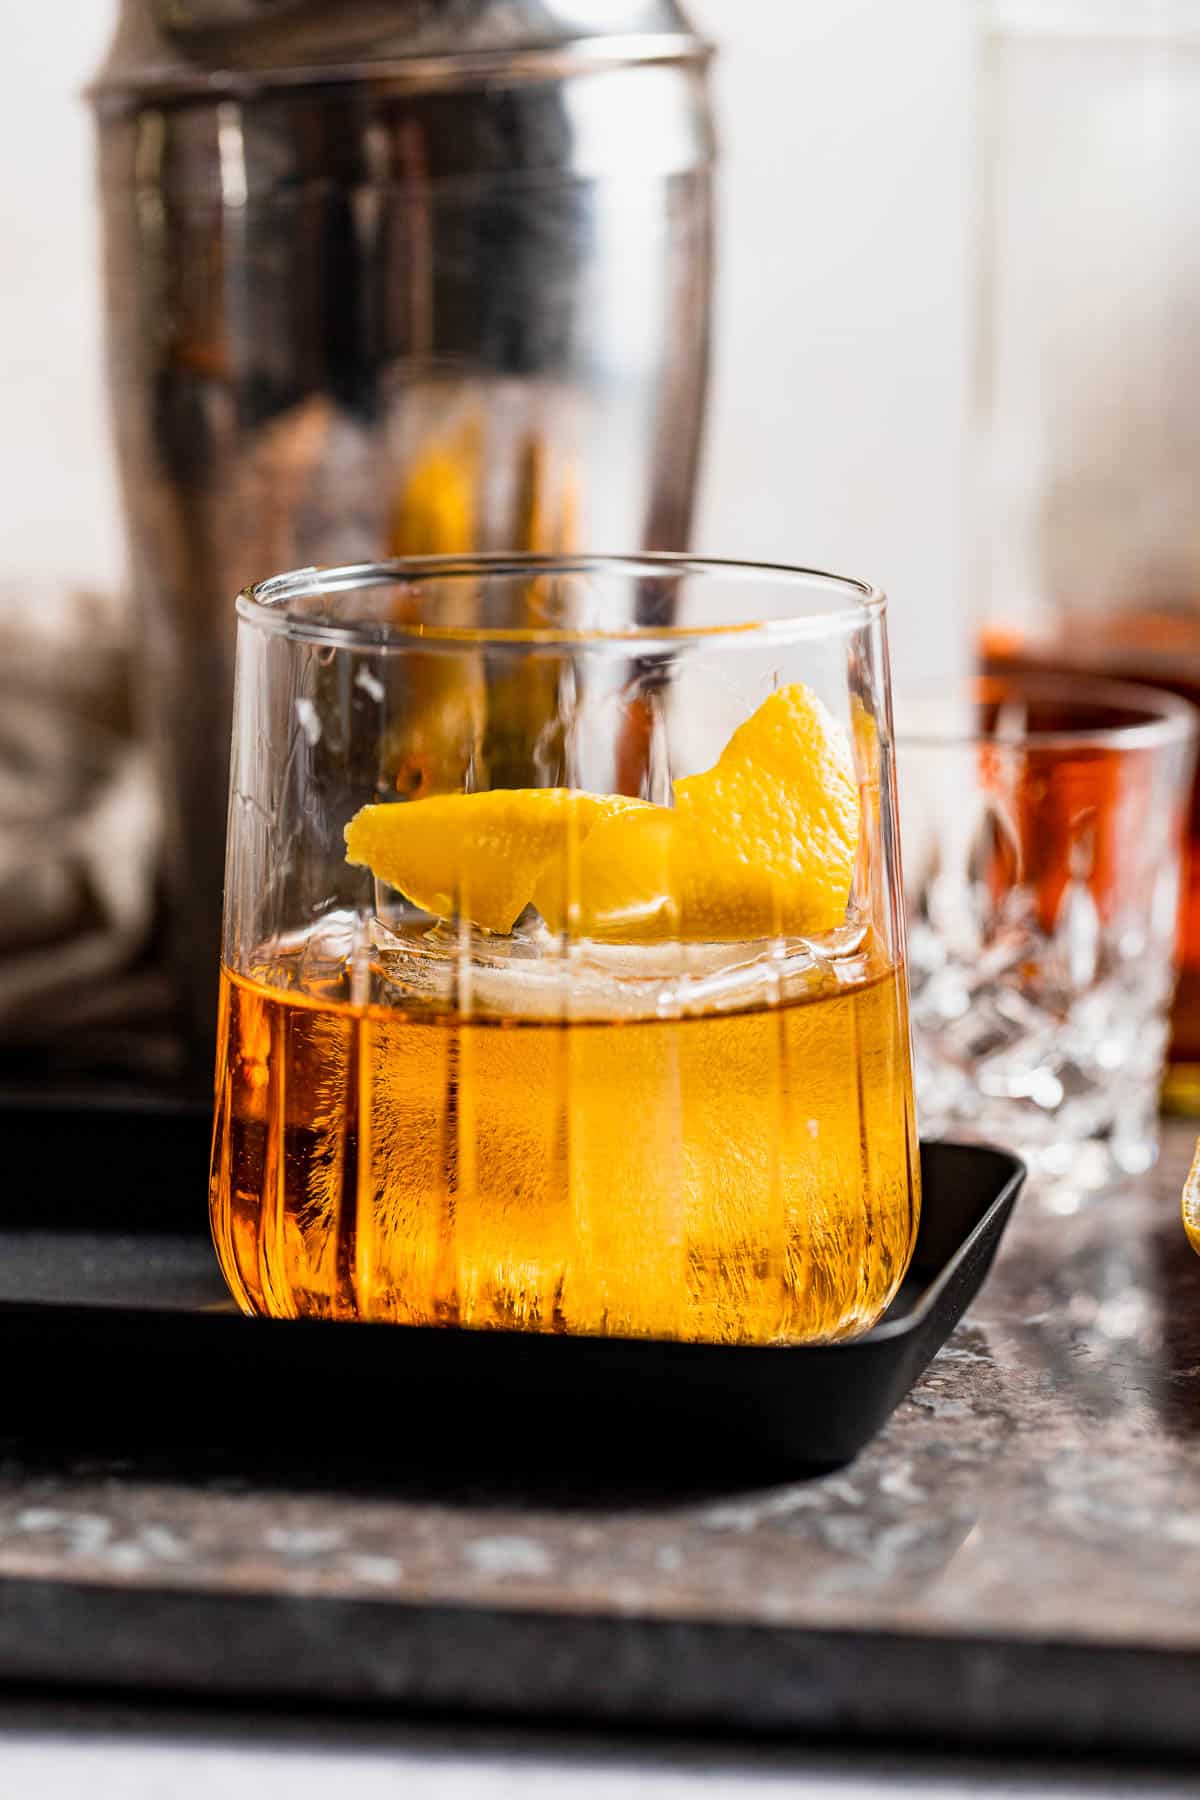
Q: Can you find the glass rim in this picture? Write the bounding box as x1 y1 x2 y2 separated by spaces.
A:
896 671 1200 754
235 554 886 652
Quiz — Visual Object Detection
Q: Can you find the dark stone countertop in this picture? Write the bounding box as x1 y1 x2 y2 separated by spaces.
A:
1 1121 1199 1753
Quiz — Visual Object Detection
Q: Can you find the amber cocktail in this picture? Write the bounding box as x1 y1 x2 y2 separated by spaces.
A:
209 557 920 1344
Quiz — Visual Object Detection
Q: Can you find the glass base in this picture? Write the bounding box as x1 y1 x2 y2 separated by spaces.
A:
1025 1138 1155 1214
915 1080 1160 1212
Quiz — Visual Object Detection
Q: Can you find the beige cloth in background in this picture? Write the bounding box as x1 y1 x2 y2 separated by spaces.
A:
0 580 176 1082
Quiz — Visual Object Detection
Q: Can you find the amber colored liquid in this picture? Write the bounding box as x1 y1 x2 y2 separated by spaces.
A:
209 953 920 1344
983 620 1200 1094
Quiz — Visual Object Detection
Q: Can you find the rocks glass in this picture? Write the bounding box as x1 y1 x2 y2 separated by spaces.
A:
900 673 1197 1203
209 555 920 1341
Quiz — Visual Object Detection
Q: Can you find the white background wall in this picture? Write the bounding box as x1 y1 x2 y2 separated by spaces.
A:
0 0 973 688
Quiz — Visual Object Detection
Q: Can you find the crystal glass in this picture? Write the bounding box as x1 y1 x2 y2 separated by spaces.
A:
209 554 920 1343
899 673 1198 1203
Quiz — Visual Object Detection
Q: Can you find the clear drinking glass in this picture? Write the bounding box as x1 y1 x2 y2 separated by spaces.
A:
209 555 920 1343
899 673 1198 1203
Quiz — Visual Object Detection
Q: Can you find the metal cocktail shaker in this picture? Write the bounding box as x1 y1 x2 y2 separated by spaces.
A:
91 1 716 1067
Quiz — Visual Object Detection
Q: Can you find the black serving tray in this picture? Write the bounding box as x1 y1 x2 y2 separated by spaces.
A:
0 1100 1023 1474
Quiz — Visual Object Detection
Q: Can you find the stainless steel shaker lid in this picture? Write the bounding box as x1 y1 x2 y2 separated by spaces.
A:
94 1 711 100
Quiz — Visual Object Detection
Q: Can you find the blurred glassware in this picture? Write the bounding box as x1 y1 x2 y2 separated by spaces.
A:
899 673 1197 1208
91 0 716 1078
973 0 1200 1107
